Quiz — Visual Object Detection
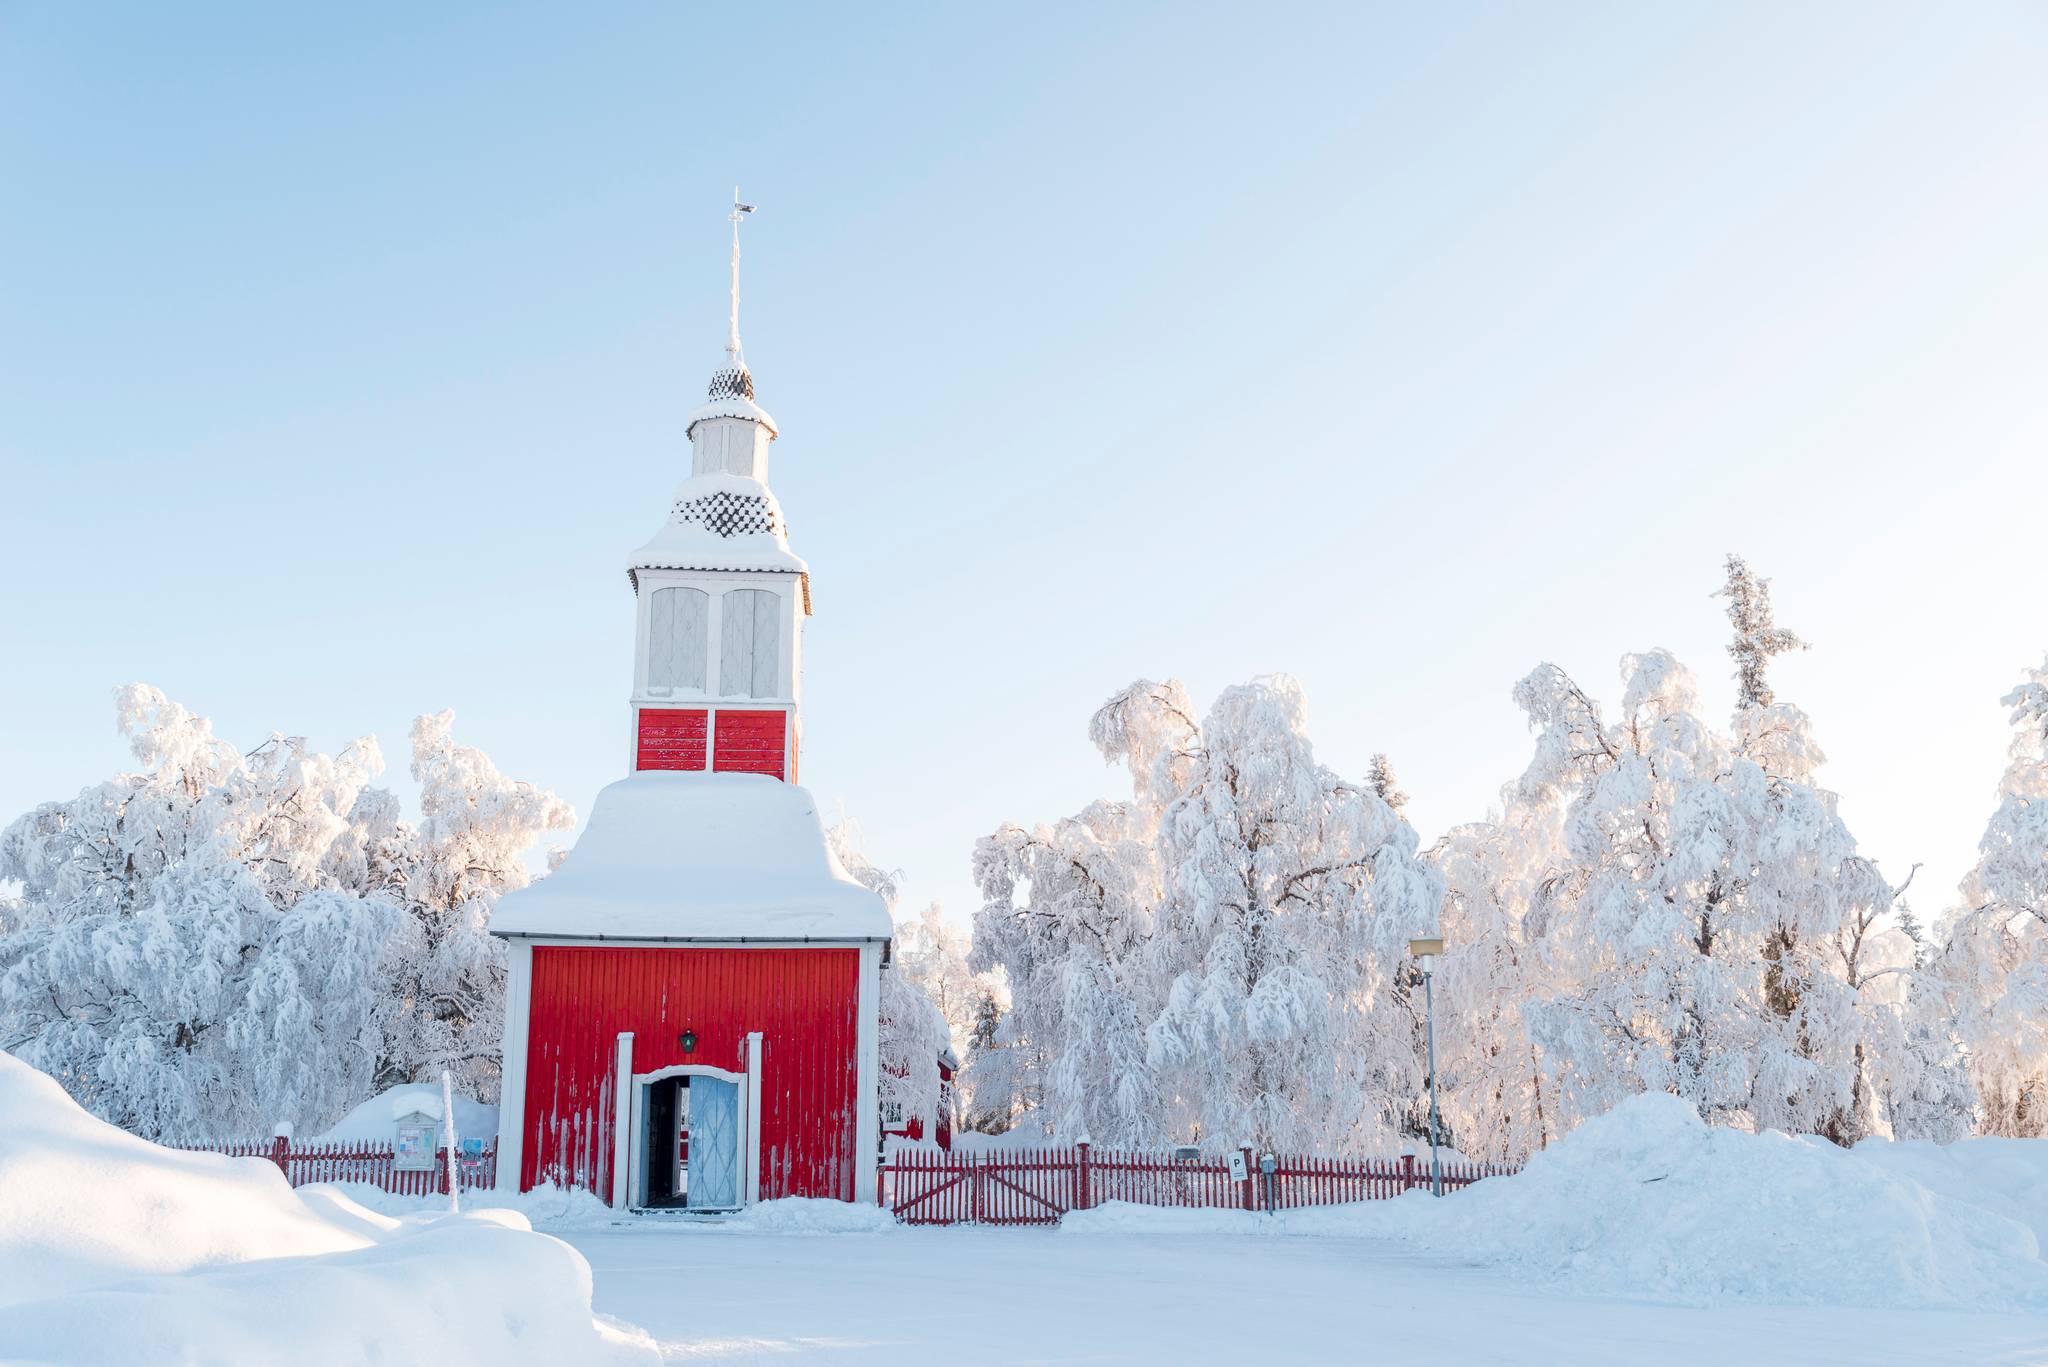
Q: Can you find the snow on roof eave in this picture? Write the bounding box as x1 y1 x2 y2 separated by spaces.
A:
685 395 779 436
491 929 891 943
626 562 812 613
485 772 894 941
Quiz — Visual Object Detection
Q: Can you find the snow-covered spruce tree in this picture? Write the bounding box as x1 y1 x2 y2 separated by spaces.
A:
0 687 569 1141
957 977 1030 1134
366 710 574 1099
1919 656 2048 1136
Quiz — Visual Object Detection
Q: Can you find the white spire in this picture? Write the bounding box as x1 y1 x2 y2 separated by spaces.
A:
727 188 754 367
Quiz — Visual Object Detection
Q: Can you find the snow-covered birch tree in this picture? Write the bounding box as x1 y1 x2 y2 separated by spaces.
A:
1507 560 1924 1145
1129 677 1442 1153
972 676 1442 1153
0 686 570 1141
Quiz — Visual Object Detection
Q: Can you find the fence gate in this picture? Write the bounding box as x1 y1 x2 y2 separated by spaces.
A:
884 1149 1074 1225
878 1144 1514 1226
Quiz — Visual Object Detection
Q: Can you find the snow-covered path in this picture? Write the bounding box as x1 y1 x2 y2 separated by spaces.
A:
560 1226 2048 1366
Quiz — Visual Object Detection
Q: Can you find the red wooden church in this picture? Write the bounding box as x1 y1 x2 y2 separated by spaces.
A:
490 214 892 1210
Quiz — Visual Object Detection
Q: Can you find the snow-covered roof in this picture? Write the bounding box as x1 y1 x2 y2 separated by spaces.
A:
627 471 809 592
312 1085 499 1142
686 394 779 436
488 772 892 942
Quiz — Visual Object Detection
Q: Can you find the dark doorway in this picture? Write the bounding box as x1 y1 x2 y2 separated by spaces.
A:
642 1075 690 1207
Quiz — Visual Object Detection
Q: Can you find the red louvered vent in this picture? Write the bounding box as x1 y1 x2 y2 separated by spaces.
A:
714 709 787 780
636 708 707 771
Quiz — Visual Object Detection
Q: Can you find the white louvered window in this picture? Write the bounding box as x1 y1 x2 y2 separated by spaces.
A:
718 589 781 698
645 587 709 693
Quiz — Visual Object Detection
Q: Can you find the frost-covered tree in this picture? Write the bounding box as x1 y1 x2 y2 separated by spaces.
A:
1129 678 1442 1153
1716 553 1806 711
973 676 1442 1153
971 792 1161 1144
1431 797 1568 1161
893 901 981 1055
827 822 952 1137
1920 656 2048 1136
368 711 574 1098
1511 636 1914 1145
0 686 569 1142
957 976 1030 1134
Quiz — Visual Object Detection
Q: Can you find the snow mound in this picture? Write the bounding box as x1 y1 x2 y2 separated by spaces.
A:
1851 1134 2048 1252
319 1180 625 1230
1348 1094 2048 1309
0 1054 657 1365
0 1054 363 1309
1066 1096 2048 1310
313 1081 498 1142
725 1196 897 1235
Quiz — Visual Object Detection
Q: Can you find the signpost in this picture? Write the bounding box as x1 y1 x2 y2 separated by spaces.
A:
1408 936 1446 1198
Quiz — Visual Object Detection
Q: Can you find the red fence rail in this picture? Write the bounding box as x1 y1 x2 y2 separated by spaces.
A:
180 1137 498 1196
880 1144 1515 1226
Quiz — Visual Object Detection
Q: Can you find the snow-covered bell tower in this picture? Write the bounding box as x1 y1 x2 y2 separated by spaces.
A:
488 196 889 1208
624 196 809 781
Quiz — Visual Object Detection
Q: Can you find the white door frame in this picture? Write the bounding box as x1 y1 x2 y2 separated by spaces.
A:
617 1032 763 1211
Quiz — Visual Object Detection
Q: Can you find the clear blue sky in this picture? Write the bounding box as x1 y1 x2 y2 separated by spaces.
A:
4 3 2045 925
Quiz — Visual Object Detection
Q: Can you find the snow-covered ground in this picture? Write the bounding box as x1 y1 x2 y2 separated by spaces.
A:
10 1064 2048 1365
558 1223 2048 1366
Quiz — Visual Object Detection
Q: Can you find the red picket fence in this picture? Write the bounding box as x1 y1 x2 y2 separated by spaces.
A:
880 1144 1515 1226
181 1137 498 1196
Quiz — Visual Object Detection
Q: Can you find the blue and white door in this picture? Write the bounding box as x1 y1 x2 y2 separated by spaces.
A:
686 1076 741 1209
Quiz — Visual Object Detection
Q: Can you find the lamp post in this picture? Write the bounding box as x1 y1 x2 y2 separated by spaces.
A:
1407 936 1445 1197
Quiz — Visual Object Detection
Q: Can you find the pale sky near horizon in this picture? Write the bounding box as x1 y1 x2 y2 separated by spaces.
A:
3 3 2045 930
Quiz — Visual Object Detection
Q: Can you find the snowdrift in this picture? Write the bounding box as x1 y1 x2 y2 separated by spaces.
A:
0 1055 657 1366
323 1179 624 1230
1068 1094 2048 1310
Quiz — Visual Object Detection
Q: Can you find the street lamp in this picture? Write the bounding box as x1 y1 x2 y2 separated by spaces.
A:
1407 936 1445 1197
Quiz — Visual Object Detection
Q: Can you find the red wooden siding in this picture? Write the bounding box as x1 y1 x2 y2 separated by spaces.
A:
636 708 708 771
714 708 787 780
523 945 860 1201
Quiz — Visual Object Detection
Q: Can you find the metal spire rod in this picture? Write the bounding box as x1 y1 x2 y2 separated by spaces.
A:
728 188 755 364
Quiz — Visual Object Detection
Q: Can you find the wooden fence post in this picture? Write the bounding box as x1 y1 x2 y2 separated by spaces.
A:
1400 1153 1415 1193
1076 1141 1092 1212
270 1135 289 1179
1240 1147 1256 1212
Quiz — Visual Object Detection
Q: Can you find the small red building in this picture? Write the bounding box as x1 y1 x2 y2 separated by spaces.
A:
490 240 891 1210
885 1048 958 1151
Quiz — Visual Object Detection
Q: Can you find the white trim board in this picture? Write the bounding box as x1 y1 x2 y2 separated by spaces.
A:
494 940 533 1193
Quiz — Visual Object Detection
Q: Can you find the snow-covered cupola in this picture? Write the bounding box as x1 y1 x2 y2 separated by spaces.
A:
624 194 810 781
